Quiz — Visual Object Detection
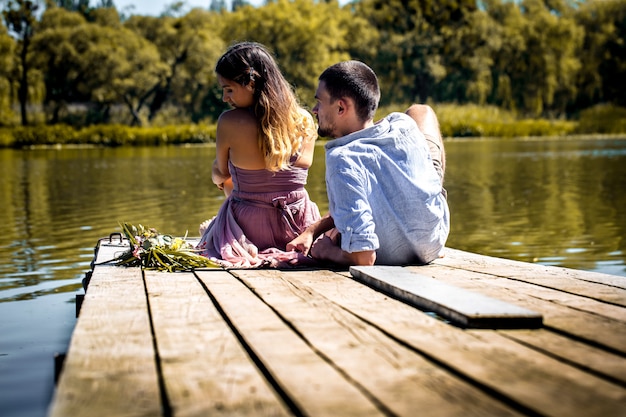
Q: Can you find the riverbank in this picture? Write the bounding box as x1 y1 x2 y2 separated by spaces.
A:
2 104 625 148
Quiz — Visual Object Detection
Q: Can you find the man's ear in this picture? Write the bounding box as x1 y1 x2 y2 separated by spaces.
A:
337 98 348 115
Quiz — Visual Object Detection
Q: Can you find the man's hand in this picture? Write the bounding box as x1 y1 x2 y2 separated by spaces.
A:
286 229 315 256
287 214 336 256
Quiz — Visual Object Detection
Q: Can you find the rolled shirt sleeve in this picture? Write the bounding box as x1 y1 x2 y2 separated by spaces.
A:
326 167 379 253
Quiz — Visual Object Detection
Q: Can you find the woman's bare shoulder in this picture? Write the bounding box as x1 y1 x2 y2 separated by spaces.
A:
217 108 265 168
218 108 258 129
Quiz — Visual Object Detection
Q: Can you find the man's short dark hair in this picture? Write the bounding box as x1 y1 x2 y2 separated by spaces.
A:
319 61 380 122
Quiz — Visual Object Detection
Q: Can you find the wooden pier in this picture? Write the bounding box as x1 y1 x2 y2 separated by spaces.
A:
48 237 626 416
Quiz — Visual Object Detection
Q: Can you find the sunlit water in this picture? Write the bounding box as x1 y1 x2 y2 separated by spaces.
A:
1 137 625 416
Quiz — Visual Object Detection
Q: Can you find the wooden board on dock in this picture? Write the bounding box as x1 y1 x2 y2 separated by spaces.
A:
48 240 626 417
350 265 543 328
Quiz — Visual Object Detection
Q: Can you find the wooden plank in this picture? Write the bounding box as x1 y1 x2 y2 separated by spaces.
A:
437 248 626 302
194 270 383 417
350 266 543 329
418 264 626 355
233 269 524 417
144 270 290 417
296 269 626 417
494 329 626 386
48 264 162 417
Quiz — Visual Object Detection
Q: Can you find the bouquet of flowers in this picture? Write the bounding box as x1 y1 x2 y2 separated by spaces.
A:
114 222 219 271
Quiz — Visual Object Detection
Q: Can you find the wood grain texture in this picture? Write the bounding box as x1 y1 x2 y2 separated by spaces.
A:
145 270 289 417
233 269 524 417
416 263 626 354
296 269 626 417
195 270 383 417
350 265 543 329
48 265 161 417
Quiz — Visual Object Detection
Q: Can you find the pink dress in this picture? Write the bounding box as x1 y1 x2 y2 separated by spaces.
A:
196 159 321 268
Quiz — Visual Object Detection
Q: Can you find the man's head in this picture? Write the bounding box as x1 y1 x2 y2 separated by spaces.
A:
313 61 380 138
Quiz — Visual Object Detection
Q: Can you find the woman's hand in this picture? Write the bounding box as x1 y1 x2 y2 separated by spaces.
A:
218 178 234 197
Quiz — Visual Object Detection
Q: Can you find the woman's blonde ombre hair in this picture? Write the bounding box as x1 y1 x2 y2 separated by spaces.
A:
215 42 315 172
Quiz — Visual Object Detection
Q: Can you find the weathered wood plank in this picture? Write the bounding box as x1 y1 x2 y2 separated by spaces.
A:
437 248 626 302
493 329 626 386
144 270 290 417
194 270 383 417
418 264 626 355
233 269 525 417
295 269 626 417
48 264 162 417
350 265 543 329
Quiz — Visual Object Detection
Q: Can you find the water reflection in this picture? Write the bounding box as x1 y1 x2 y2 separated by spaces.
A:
444 137 626 276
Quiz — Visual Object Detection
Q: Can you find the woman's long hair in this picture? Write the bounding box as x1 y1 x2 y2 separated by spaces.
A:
215 42 315 172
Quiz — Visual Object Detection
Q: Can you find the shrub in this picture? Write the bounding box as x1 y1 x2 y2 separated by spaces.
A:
575 104 626 134
0 123 218 148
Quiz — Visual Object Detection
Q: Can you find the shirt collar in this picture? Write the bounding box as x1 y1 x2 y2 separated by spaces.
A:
325 117 391 151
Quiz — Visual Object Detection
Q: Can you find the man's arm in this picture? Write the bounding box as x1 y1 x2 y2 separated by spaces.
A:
286 213 335 256
288 214 376 266
310 229 376 266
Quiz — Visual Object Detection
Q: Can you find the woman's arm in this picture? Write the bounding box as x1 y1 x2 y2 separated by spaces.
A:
212 112 233 187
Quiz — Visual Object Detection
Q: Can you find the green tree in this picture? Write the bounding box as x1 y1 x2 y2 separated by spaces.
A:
80 25 168 125
54 0 90 12
482 0 527 112
483 0 582 116
33 6 168 125
355 0 479 105
124 9 224 123
222 0 369 106
515 0 582 116
31 7 89 122
0 22 16 124
88 6 122 26
355 0 441 105
432 1 494 105
2 0 39 125
576 0 626 109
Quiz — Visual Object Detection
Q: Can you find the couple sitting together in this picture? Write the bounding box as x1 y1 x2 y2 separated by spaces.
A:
196 41 450 268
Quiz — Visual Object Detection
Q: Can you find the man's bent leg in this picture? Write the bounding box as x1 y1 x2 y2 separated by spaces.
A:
405 104 446 182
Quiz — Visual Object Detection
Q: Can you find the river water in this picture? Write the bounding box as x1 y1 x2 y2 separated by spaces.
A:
1 137 625 416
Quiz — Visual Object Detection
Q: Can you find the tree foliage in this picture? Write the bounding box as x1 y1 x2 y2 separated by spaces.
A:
2 0 39 125
0 0 624 126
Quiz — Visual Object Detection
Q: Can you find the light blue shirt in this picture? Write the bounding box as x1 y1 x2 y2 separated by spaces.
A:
324 112 450 265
